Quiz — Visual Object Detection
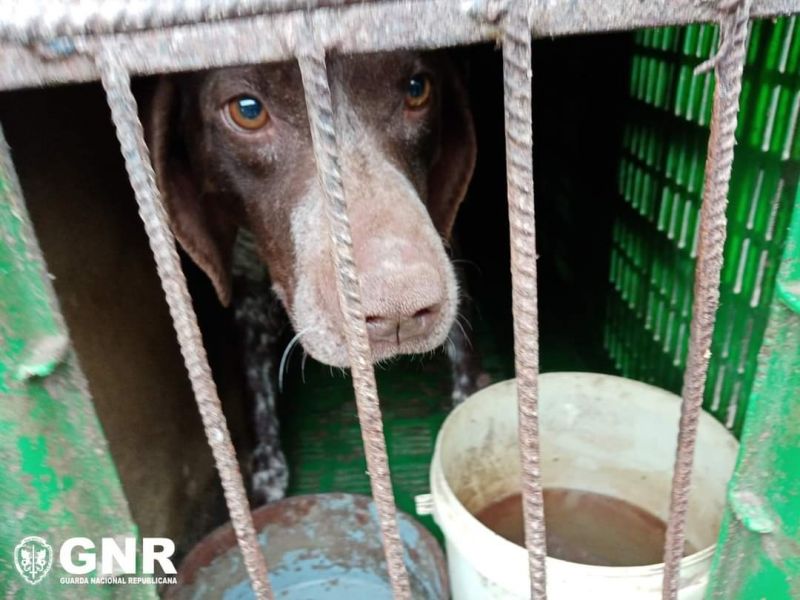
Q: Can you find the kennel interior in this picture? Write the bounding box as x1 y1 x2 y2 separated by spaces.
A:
0 4 798 599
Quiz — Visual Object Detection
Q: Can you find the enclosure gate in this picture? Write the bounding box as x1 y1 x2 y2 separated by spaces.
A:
0 1 799 599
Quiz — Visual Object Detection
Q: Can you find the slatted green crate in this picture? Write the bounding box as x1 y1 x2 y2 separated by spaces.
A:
280 327 515 543
606 17 800 435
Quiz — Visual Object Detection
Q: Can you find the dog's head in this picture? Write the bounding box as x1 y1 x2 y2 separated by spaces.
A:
148 51 476 367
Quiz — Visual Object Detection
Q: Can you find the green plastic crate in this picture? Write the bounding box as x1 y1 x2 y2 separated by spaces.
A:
280 323 514 542
606 17 800 435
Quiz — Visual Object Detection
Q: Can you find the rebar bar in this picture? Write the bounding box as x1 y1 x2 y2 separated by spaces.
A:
0 0 369 44
1 1 797 92
662 1 752 598
295 28 412 600
502 0 548 597
94 47 274 600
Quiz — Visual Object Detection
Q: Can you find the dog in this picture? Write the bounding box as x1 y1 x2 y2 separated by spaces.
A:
148 51 487 505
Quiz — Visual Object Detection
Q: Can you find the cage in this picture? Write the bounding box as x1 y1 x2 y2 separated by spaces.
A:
0 1 798 599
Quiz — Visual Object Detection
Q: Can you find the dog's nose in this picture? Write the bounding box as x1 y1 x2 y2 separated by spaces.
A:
366 304 441 346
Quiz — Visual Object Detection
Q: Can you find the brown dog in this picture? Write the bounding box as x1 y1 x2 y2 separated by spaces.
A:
149 50 482 503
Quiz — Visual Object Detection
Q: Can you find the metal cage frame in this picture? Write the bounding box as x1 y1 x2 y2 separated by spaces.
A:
1 1 798 599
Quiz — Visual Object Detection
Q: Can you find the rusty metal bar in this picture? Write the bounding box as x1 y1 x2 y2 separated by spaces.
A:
1 0 798 92
0 0 378 44
661 1 753 598
0 0 490 91
295 24 412 600
93 47 274 600
501 1 548 597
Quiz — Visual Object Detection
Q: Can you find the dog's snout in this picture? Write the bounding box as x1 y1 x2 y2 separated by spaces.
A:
366 303 442 345
351 236 448 350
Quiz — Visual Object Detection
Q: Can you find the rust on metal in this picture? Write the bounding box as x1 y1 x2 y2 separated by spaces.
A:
93 47 274 600
662 1 753 598
167 494 447 598
295 21 412 598
0 0 374 44
1 1 798 91
500 0 548 596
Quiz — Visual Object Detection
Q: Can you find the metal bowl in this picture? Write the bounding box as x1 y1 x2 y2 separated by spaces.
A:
167 493 448 599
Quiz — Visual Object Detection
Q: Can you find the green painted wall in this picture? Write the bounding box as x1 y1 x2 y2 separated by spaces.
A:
707 183 800 597
0 127 154 599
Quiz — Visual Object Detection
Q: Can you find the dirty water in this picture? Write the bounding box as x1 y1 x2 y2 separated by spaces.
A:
475 488 696 567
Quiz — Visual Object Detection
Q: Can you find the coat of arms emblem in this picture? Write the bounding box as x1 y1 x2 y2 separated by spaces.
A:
14 536 53 585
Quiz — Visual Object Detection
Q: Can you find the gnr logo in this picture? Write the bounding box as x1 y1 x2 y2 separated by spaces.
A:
60 537 177 576
14 536 53 585
13 536 177 584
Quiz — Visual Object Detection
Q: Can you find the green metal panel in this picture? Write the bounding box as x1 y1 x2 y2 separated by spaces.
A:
0 127 154 598
706 180 800 597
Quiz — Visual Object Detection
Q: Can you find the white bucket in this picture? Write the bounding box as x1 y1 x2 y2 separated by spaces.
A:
429 373 739 599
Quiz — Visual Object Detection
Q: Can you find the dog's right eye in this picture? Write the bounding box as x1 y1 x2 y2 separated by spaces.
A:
227 96 269 131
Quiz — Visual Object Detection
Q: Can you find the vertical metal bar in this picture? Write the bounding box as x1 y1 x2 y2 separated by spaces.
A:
93 48 274 600
502 1 548 597
662 1 752 597
295 31 412 600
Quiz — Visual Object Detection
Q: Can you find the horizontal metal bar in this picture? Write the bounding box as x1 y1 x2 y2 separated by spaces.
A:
0 0 380 44
0 0 797 91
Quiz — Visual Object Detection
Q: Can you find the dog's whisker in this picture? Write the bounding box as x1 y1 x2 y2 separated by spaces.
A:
279 327 311 392
456 311 475 331
456 286 475 303
445 335 457 360
439 234 454 252
453 316 469 341
451 258 483 276
453 315 475 351
301 350 309 384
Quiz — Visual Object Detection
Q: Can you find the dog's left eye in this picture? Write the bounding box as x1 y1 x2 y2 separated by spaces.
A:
405 74 432 110
227 96 269 130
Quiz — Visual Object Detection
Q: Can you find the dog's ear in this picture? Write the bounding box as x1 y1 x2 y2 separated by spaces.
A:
148 77 236 306
427 64 477 239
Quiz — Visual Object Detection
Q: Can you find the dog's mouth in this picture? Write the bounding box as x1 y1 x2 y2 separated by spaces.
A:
294 308 456 368
366 331 448 362
287 269 459 369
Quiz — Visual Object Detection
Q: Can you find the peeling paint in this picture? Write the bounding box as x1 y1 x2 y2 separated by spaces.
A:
14 333 69 380
18 435 60 512
729 489 775 534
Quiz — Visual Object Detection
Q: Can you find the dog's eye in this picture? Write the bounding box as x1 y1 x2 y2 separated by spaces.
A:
405 74 432 110
227 96 269 130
